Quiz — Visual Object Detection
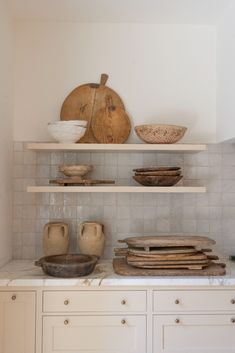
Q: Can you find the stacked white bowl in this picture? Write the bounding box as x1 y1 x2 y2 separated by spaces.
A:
48 120 87 143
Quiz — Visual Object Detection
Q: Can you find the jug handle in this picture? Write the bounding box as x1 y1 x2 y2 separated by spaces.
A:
79 224 85 237
61 223 69 238
44 223 50 239
95 224 103 239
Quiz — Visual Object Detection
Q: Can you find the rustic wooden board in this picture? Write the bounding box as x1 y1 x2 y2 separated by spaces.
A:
126 262 210 270
60 74 125 143
113 258 226 276
119 236 216 248
49 178 115 186
127 258 210 267
128 246 199 255
126 253 208 262
91 105 131 144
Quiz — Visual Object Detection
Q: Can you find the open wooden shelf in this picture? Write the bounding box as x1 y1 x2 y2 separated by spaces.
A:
27 143 206 153
27 186 206 193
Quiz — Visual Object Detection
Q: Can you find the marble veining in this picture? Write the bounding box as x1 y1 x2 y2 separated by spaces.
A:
0 260 235 287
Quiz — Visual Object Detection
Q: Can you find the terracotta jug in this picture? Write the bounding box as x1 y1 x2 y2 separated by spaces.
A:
78 221 105 258
43 222 69 256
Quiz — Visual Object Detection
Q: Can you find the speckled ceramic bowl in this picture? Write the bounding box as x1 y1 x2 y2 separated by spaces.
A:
135 124 187 144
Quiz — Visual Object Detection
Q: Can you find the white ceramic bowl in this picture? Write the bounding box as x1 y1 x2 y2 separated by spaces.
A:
53 120 88 127
59 164 93 177
48 123 86 143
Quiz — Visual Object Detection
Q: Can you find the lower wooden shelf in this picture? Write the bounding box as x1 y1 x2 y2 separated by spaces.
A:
27 186 206 193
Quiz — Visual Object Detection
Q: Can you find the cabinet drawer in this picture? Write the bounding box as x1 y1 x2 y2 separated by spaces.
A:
154 290 235 312
43 315 146 353
43 290 146 312
153 314 235 353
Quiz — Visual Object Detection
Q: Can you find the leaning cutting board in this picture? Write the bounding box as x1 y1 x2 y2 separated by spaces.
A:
118 236 216 249
60 74 125 143
113 258 226 276
91 99 131 143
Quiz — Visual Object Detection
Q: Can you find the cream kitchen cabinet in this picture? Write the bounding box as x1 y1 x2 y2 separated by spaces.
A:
153 314 235 353
43 315 146 353
0 291 36 353
1 263 235 353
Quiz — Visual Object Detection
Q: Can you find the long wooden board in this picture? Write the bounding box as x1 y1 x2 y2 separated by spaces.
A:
126 253 209 261
128 246 199 255
113 258 226 276
49 178 115 186
119 236 216 248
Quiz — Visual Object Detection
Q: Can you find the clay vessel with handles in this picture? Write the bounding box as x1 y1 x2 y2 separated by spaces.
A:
43 222 69 256
78 221 105 258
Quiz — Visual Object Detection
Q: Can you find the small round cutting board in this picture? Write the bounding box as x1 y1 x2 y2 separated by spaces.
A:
91 105 131 144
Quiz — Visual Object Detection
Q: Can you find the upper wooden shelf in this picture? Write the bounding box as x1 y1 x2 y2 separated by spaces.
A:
27 143 206 152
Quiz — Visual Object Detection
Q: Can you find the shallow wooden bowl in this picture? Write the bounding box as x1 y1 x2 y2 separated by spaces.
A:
135 170 181 176
135 124 187 144
133 167 181 172
35 254 98 278
133 175 182 186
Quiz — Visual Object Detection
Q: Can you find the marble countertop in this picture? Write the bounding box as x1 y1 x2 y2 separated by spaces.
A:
0 259 235 287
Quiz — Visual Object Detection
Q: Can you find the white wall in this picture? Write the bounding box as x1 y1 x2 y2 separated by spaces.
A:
0 0 13 266
217 1 235 142
14 22 216 143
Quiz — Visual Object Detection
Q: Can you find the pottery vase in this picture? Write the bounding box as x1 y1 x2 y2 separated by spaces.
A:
43 222 69 256
78 221 105 258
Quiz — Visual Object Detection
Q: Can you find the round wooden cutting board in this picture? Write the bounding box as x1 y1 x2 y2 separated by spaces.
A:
60 74 125 143
91 105 131 143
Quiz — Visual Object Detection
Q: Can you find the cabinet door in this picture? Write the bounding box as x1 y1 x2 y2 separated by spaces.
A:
43 315 146 353
0 291 36 353
154 314 235 353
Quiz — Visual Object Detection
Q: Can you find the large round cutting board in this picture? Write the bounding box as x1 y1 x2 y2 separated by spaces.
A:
60 74 125 143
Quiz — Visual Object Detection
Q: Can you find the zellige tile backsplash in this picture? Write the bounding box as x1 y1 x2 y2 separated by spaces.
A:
13 142 235 260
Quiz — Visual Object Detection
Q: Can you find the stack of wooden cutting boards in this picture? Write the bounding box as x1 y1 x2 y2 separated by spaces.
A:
113 236 226 276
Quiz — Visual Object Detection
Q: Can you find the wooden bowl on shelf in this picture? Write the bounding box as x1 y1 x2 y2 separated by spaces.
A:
135 124 187 144
133 175 182 186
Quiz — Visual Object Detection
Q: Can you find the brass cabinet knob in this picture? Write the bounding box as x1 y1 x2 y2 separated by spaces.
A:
64 299 69 305
231 299 235 304
121 299 126 305
11 295 16 301
231 318 235 323
121 319 126 325
175 299 180 304
64 320 69 325
175 318 180 324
